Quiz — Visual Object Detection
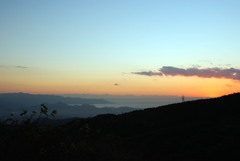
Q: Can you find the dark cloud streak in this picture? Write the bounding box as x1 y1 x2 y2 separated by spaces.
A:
131 71 162 76
133 66 240 81
15 66 28 69
0 65 29 69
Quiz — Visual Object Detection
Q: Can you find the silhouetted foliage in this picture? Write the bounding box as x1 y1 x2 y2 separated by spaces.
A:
2 93 240 161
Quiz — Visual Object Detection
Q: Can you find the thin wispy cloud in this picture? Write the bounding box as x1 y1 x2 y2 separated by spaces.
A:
0 65 8 68
15 66 28 69
0 65 29 69
132 71 163 76
132 66 240 81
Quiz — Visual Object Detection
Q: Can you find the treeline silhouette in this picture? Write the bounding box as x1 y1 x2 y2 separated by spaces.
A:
1 93 240 161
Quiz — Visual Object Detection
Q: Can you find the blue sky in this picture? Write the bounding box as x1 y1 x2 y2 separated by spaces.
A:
1 0 240 96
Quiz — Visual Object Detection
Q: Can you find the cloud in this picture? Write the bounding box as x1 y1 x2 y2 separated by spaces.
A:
14 66 28 69
0 65 28 69
132 66 240 81
131 71 163 76
0 65 7 68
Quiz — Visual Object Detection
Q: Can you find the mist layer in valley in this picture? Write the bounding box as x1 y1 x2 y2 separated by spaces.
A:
60 94 205 108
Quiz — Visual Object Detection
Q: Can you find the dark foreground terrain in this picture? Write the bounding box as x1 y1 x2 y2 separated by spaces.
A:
1 93 240 161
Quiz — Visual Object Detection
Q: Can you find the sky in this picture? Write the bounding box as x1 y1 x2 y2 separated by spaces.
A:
0 0 240 97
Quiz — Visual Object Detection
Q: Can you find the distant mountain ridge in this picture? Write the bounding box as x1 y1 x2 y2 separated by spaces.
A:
0 93 111 106
0 93 137 119
29 103 137 118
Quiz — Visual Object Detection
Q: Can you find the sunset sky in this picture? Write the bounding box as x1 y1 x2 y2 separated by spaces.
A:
1 0 240 97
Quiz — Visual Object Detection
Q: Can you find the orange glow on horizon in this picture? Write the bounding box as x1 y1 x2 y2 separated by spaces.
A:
0 74 239 98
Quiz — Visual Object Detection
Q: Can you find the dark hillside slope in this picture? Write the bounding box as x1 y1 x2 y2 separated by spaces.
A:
89 93 240 133
75 93 240 160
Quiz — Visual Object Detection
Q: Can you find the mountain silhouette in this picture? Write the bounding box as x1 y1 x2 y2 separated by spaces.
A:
0 93 120 119
1 93 240 161
30 103 137 118
0 93 111 106
61 92 240 160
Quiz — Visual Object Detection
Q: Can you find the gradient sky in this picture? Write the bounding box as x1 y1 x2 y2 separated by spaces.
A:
1 0 240 97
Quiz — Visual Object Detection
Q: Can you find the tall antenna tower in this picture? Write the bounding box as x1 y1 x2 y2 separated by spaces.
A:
182 95 185 102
